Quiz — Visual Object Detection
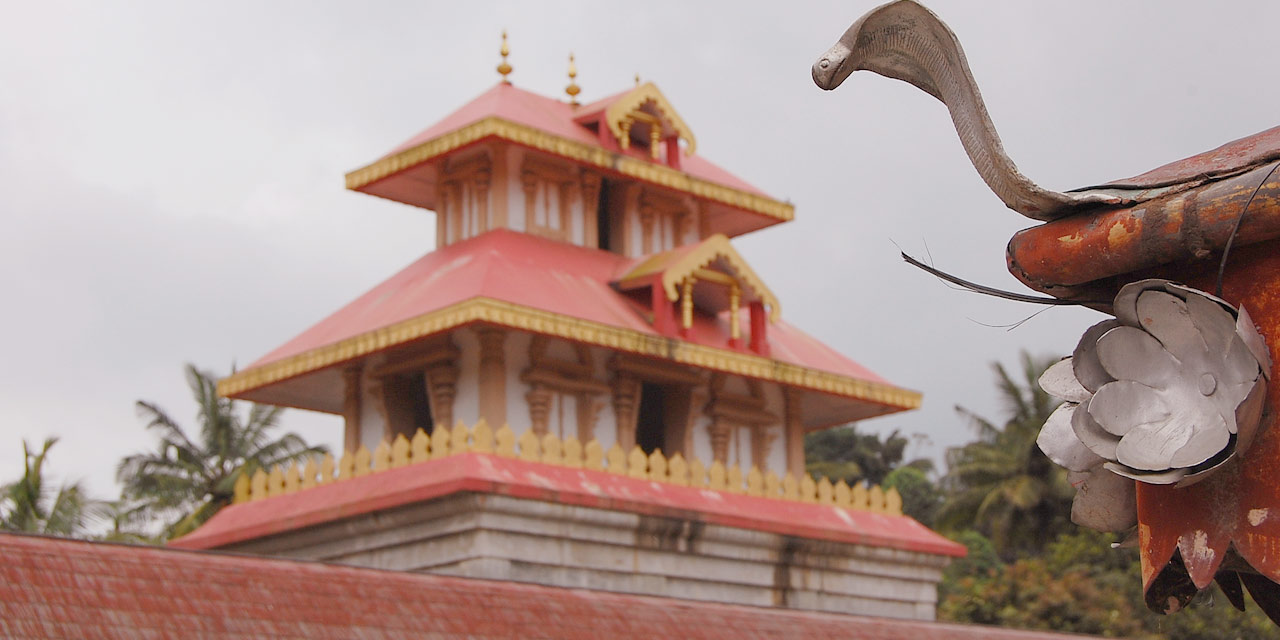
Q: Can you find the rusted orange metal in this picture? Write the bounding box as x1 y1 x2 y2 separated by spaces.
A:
1133 245 1280 612
1006 159 1280 303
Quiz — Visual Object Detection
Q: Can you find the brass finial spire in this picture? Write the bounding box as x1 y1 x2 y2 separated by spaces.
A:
496 30 513 84
634 73 641 87
565 53 581 105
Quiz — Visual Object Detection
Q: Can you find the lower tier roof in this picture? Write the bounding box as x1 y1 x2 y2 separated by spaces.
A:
171 451 963 556
1 532 1092 639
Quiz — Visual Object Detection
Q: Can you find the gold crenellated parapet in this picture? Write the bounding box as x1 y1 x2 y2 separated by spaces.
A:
230 419 904 517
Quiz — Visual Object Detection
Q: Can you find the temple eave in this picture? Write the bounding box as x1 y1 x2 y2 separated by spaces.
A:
344 116 795 225
218 296 920 418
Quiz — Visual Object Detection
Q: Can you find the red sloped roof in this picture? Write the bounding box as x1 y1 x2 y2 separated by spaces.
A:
382 81 767 196
248 229 893 389
2 532 1094 639
170 451 964 557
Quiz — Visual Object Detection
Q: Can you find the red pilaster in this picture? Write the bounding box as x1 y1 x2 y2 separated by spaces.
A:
666 137 681 170
651 276 676 336
749 302 769 356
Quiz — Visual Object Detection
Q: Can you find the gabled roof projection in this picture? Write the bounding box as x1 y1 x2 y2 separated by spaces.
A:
219 230 919 426
345 81 793 236
580 81 698 155
1 532 1086 640
615 233 782 321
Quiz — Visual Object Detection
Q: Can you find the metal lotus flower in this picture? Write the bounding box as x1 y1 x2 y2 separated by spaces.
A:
1037 279 1271 532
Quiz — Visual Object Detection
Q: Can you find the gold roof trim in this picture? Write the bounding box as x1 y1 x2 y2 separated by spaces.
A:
603 82 697 155
344 117 792 222
217 297 919 411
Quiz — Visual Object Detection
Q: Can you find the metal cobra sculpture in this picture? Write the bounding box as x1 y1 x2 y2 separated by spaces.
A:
810 0 1124 221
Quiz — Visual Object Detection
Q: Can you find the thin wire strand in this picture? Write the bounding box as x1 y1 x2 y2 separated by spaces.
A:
900 251 1106 305
1216 160 1280 297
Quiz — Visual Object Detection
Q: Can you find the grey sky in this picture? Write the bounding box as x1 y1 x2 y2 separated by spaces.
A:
3 1 1278 500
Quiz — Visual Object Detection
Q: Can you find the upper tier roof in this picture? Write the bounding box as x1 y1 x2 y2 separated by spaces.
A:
219 229 919 427
345 81 794 235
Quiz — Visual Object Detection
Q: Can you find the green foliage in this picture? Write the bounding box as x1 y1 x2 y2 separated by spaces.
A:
0 438 104 537
804 426 932 486
939 531 1001 595
883 466 941 526
117 364 326 540
940 529 1277 639
936 351 1073 558
933 351 1279 637
97 500 162 545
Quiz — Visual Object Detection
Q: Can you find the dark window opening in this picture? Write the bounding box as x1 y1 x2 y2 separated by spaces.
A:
385 371 434 438
635 382 667 455
597 179 615 252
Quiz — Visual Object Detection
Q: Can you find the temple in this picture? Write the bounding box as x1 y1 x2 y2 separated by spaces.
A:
168 42 964 620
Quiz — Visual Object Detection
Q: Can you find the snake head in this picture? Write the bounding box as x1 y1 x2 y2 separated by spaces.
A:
812 40 854 90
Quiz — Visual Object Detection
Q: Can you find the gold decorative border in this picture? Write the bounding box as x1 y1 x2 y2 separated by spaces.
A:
217 297 920 411
343 117 793 223
603 82 697 154
230 421 906 521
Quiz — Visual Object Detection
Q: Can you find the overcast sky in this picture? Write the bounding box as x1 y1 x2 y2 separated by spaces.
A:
3 1 1279 500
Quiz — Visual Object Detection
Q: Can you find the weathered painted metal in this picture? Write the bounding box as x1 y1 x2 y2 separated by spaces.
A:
814 0 1280 623
1007 159 1280 301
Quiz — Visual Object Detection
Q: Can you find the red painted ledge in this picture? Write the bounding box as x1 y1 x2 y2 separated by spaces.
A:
171 452 965 557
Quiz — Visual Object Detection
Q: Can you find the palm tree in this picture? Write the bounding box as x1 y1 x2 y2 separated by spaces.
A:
806 426 933 486
1 438 103 537
936 351 1074 558
117 364 326 540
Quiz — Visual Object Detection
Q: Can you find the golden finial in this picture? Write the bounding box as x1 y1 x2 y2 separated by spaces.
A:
634 73 641 87
497 30 513 83
565 53 581 105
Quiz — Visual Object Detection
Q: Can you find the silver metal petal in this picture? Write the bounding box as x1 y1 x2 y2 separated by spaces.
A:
1136 290 1207 363
1213 380 1257 434
1071 467 1137 532
1166 282 1235 313
1236 380 1268 456
1088 380 1170 437
1104 461 1189 485
1220 335 1261 387
1038 402 1105 472
1184 291 1238 357
1072 319 1122 392
1237 305 1273 379
1072 399 1120 460
1039 357 1092 403
1114 410 1227 470
1114 279 1173 327
1174 451 1236 488
1112 527 1140 549
1096 326 1180 388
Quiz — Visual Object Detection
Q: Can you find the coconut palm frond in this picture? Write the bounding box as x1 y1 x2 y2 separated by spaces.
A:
118 364 326 541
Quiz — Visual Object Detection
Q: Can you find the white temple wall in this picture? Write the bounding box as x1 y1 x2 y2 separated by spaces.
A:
689 413 715 466
503 331 533 433
570 185 585 246
589 346 619 451
358 353 388 452
501 145 524 233
451 327 482 428
761 382 787 473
